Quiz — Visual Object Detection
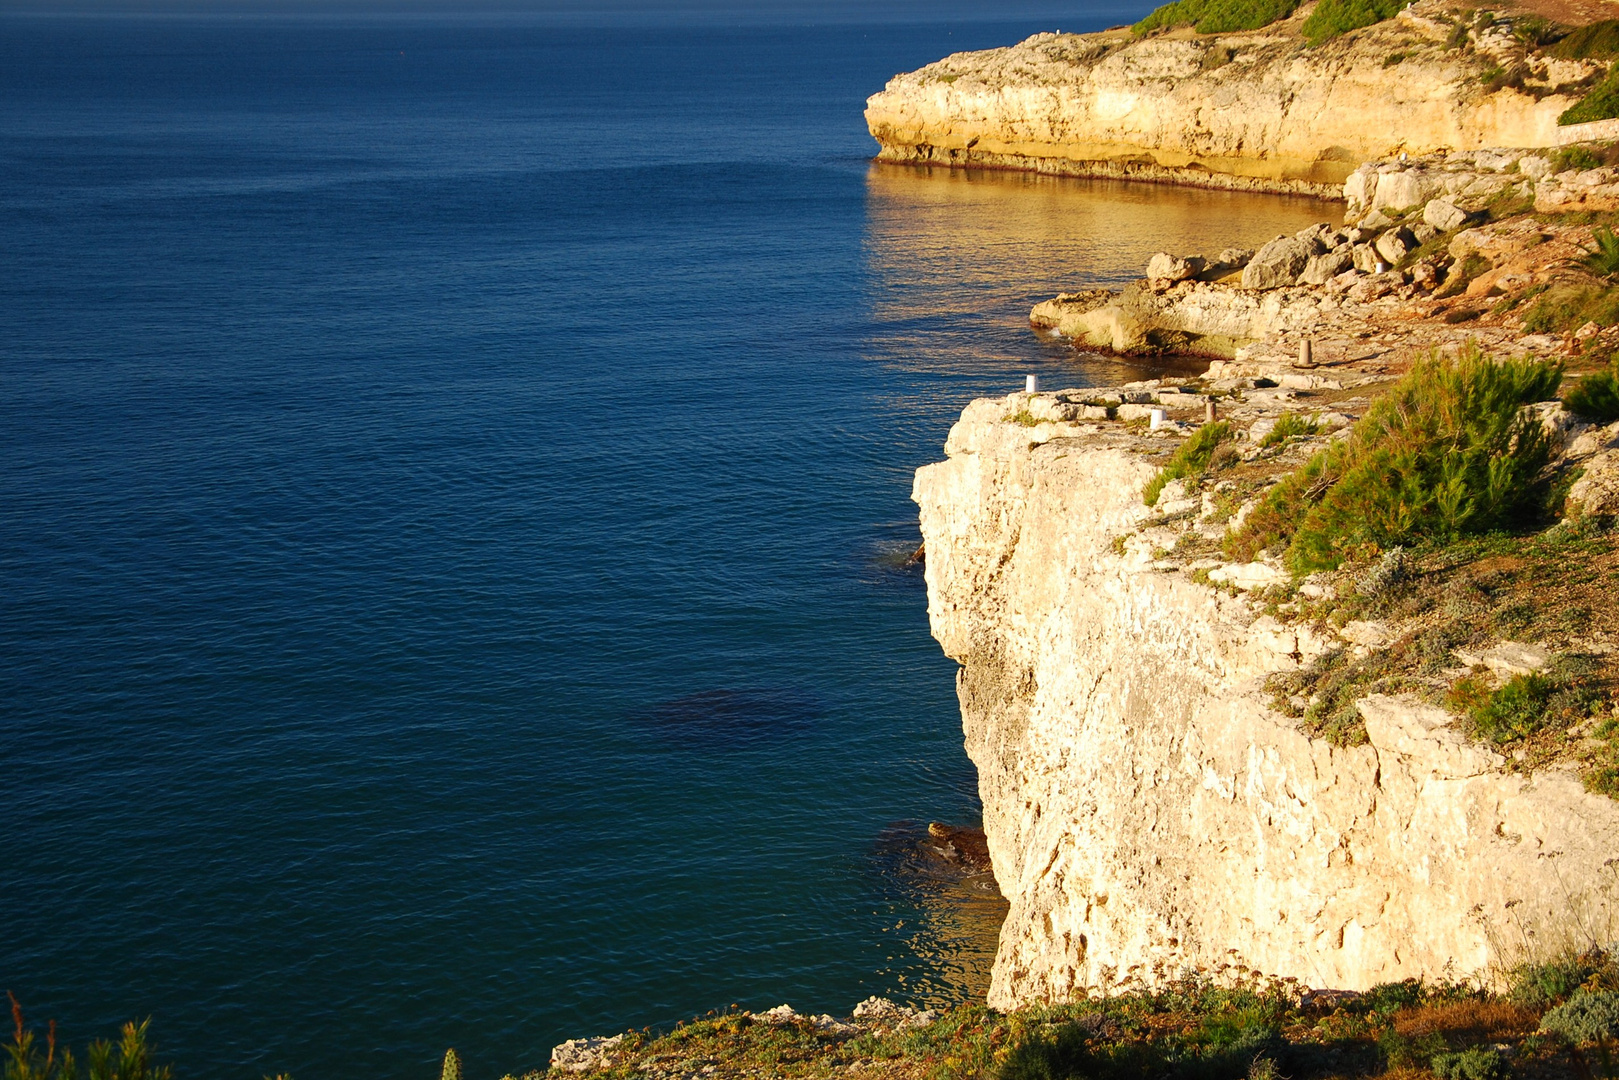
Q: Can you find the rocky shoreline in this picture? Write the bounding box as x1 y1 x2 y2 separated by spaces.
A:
1030 145 1619 371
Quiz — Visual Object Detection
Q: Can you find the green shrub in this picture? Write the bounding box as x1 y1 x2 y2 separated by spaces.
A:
1550 18 1619 58
1567 361 1619 422
1134 0 1301 35
1522 284 1619 335
1359 979 1428 1014
1554 145 1606 172
1224 352 1563 573
1450 655 1603 744
1144 421 1234 506
1561 65 1619 125
1512 951 1615 1008
1432 1046 1510 1080
1540 989 1619 1046
1258 412 1319 449
1300 0 1404 44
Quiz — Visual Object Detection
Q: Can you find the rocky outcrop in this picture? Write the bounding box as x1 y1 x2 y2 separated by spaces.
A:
865 3 1595 194
913 392 1619 1005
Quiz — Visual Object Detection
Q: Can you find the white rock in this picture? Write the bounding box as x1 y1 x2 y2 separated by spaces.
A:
1359 694 1501 778
1454 642 1551 677
1242 236 1313 289
1341 620 1394 647
757 1004 799 1022
1147 252 1204 283
1207 561 1288 590
551 1036 624 1074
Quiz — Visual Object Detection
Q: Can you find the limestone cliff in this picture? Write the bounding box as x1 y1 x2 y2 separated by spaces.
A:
866 2 1598 195
913 393 1619 1006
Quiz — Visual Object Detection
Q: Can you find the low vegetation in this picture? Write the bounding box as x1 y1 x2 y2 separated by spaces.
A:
1143 421 1235 506
1225 352 1563 574
524 951 1619 1080
1300 0 1404 46
1133 0 1300 36
1560 66 1619 125
1549 18 1619 59
1566 360 1619 422
4 996 171 1080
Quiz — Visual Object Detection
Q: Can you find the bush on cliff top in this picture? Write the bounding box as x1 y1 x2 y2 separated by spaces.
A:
1550 18 1619 59
1300 0 1404 45
1133 0 1300 36
1224 351 1563 574
1559 64 1619 125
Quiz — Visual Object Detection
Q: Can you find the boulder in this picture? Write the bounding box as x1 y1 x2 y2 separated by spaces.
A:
1568 449 1619 517
1535 168 1619 214
1374 227 1416 264
1374 169 1440 212
1300 249 1353 285
1212 247 1255 272
1352 243 1383 273
551 1036 624 1074
1518 155 1551 180
1293 223 1334 253
1423 197 1476 231
1241 236 1312 289
1147 251 1205 283
1344 166 1377 213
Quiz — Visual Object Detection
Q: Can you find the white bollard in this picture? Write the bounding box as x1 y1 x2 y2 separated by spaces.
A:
1025 374 1039 393
1299 338 1314 367
1149 408 1167 430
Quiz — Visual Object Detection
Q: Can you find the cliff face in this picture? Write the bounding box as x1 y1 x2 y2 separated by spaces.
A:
914 396 1619 1005
866 5 1594 195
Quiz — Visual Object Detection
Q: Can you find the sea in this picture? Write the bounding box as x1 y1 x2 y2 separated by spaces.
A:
0 10 1331 1079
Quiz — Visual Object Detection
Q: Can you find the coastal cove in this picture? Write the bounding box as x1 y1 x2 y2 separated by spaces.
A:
0 14 1345 1080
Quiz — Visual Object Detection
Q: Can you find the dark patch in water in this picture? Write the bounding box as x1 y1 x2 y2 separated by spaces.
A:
870 819 999 896
631 688 825 747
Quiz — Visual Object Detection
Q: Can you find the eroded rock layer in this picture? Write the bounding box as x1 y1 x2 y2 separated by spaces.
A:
913 396 1619 1005
866 4 1595 194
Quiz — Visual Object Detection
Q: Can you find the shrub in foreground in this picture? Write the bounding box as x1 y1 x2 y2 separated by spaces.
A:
1225 351 1563 573
5 996 171 1080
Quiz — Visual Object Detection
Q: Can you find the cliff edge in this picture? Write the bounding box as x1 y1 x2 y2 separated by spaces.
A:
865 1 1599 195
913 382 1619 1006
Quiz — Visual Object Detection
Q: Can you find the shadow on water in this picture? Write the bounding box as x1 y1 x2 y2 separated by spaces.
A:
868 819 1008 1007
629 688 827 749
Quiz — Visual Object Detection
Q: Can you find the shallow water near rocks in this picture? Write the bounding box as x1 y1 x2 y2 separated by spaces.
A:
0 14 1330 1080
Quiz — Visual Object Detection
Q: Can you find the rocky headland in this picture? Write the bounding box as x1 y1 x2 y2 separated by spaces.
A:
865 0 1604 195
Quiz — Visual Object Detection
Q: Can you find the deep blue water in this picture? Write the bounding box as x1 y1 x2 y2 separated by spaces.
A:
0 14 1332 1080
